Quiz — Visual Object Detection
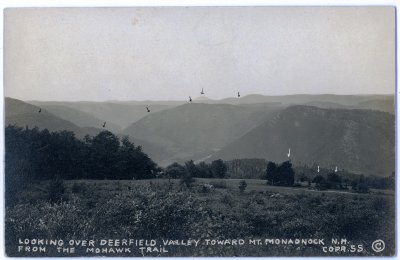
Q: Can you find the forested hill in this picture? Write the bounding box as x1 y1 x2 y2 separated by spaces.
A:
5 97 102 138
123 102 281 166
210 106 395 176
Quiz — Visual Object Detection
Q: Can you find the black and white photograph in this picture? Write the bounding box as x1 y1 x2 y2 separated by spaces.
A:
3 5 396 257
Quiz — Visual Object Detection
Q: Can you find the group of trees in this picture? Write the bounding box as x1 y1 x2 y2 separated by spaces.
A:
264 161 295 186
164 159 228 180
312 172 343 190
5 126 159 196
311 172 394 193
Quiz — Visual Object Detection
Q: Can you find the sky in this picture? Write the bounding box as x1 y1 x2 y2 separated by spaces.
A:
4 6 395 101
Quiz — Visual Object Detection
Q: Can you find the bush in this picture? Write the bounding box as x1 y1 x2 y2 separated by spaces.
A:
239 180 247 193
180 171 195 188
209 181 227 189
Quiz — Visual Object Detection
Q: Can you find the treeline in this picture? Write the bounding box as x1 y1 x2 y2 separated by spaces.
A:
163 160 227 179
227 159 394 191
310 172 395 192
5 125 159 184
225 159 267 179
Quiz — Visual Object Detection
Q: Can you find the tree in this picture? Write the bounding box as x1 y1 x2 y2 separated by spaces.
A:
185 160 200 178
197 162 213 178
239 180 247 193
357 175 369 193
278 161 295 186
351 180 358 191
299 174 309 182
265 162 278 184
327 172 342 189
211 159 227 178
165 162 186 179
313 175 326 190
265 161 295 186
88 131 120 179
116 136 157 179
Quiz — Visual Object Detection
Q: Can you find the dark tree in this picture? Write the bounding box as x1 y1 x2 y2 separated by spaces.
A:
313 175 326 189
116 137 157 179
265 162 278 184
327 172 342 189
211 159 227 178
356 175 369 193
265 161 295 186
88 131 120 179
351 180 358 191
278 161 295 186
196 162 213 178
185 160 200 178
165 162 186 179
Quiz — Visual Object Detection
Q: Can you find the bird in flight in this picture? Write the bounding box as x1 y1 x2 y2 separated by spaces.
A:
38 108 41 113
200 88 204 95
317 165 320 173
102 122 106 128
237 92 240 98
287 148 291 158
335 166 338 172
146 106 150 112
189 96 192 102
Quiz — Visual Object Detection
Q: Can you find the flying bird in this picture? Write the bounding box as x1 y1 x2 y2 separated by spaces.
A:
102 122 106 128
38 108 41 113
287 148 291 158
335 166 338 173
189 96 192 102
317 165 320 173
237 92 240 98
146 106 150 112
200 88 204 95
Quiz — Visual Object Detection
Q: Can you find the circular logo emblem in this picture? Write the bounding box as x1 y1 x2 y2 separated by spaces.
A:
372 240 385 253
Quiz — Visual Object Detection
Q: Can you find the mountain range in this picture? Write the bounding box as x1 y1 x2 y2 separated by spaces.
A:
5 94 395 176
123 102 282 165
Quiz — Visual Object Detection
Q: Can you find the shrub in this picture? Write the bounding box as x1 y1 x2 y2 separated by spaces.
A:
239 180 247 193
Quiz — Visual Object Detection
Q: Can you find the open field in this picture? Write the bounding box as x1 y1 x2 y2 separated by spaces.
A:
6 178 395 257
63 178 394 197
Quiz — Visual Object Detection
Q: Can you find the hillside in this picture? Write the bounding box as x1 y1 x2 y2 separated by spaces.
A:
29 101 176 128
34 104 122 133
28 94 394 128
356 99 394 114
123 103 281 166
209 106 394 176
216 94 393 107
5 97 102 138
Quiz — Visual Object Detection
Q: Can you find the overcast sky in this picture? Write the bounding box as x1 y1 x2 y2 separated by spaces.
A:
4 6 395 101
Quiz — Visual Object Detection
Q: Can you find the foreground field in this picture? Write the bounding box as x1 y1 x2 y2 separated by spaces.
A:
6 178 395 257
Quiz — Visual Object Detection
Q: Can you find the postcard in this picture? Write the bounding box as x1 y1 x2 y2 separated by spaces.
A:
3 6 396 257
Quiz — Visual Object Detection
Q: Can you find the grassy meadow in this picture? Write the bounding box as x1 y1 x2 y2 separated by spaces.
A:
5 178 395 257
